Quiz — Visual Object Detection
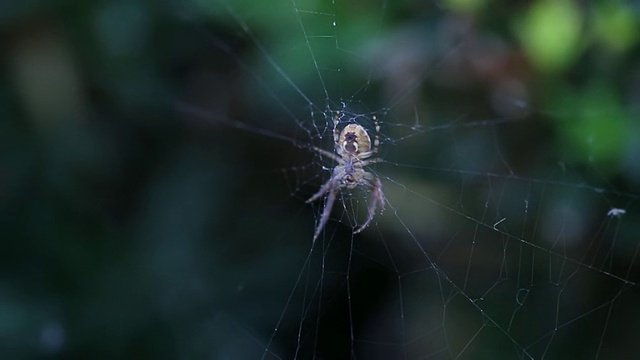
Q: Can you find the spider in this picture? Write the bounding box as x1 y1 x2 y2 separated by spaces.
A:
306 113 385 242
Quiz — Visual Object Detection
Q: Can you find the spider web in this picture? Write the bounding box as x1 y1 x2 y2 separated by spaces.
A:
176 0 640 359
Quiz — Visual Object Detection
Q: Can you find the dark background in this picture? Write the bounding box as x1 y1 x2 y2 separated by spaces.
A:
2 0 640 359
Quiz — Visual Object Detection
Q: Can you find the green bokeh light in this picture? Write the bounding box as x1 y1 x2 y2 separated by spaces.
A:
554 82 629 169
517 0 583 73
593 1 638 53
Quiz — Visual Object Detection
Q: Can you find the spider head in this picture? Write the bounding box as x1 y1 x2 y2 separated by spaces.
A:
340 124 371 156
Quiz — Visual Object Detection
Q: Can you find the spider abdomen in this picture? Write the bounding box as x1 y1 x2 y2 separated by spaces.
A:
340 124 371 156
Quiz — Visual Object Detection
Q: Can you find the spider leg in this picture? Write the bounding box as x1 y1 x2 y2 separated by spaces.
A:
333 111 341 156
312 188 338 242
309 146 342 163
360 157 382 167
306 176 334 204
307 111 344 164
371 115 380 154
354 173 385 234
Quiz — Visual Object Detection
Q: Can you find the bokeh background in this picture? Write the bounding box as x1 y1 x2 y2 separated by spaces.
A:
2 0 640 358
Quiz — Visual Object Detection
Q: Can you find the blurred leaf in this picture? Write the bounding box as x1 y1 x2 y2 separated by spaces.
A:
553 82 629 169
516 0 583 73
593 1 638 53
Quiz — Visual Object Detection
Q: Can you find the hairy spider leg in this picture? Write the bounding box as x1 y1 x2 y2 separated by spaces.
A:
372 116 380 153
309 145 342 164
306 175 336 204
353 173 385 234
333 111 343 158
310 186 338 242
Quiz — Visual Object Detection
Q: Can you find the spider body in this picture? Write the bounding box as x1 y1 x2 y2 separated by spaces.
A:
307 114 385 242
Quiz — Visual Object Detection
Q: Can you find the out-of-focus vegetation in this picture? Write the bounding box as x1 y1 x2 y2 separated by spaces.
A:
1 0 639 358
